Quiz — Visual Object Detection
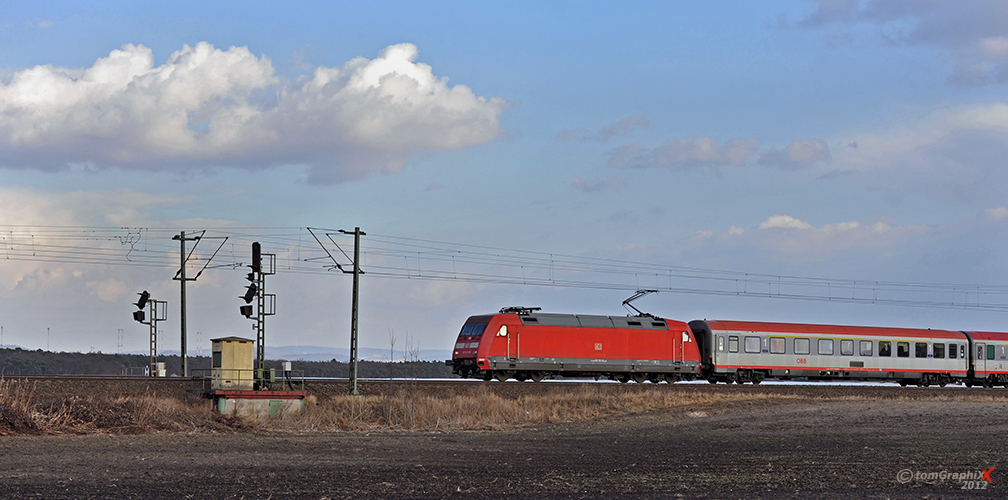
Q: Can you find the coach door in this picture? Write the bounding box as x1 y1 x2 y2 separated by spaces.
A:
976 343 986 375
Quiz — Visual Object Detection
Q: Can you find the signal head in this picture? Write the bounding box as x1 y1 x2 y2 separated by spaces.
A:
135 290 149 309
251 242 261 272
240 305 253 318
241 283 258 303
133 310 146 323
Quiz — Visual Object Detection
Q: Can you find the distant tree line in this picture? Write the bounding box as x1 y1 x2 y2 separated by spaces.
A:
0 348 454 378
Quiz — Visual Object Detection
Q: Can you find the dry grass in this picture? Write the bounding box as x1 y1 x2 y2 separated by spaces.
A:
267 385 790 433
0 379 252 436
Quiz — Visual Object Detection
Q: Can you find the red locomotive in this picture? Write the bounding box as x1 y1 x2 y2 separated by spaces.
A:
448 306 701 382
448 304 1008 387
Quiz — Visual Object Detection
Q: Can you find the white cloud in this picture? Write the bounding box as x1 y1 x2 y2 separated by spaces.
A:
824 103 1008 203
0 42 508 183
723 226 745 237
986 207 1008 220
758 215 814 230
607 136 759 169
750 214 929 257
758 139 831 170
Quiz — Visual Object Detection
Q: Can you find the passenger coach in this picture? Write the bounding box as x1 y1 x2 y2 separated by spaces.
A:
689 320 969 386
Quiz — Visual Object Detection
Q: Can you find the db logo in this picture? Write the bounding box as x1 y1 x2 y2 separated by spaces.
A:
796 358 808 365
595 343 603 351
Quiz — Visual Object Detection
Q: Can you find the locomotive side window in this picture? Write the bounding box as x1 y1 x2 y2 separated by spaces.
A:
840 340 854 356
744 336 761 354
728 336 739 353
933 343 945 359
769 337 786 354
718 336 725 352
948 343 956 359
818 339 834 355
795 338 810 355
915 342 928 358
860 340 873 356
897 342 910 357
879 341 891 357
988 345 996 360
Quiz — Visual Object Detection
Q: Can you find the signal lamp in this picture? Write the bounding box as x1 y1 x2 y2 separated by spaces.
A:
251 242 261 272
135 290 150 309
133 310 145 323
240 305 253 318
242 283 258 303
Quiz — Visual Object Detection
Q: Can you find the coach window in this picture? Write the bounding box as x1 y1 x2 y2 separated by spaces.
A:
860 340 873 356
915 342 928 358
840 339 854 356
818 339 834 355
718 336 725 352
744 336 761 354
795 338 810 355
897 342 910 358
769 337 786 354
948 343 956 359
879 341 891 357
728 336 739 353
988 345 996 360
933 343 945 359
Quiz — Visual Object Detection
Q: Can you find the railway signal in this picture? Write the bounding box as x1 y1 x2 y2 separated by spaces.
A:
129 290 167 377
239 241 275 390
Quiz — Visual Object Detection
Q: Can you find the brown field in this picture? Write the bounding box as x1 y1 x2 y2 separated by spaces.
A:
1 378 1007 498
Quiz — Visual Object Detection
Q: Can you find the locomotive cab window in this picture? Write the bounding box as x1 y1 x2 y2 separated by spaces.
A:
915 342 928 358
860 340 873 356
933 343 945 359
879 341 891 357
744 336 761 354
818 339 834 356
795 338 810 355
728 336 739 353
897 342 910 358
769 337 786 354
840 340 854 356
948 343 956 359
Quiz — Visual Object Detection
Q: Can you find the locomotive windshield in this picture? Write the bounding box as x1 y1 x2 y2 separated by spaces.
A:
460 322 489 336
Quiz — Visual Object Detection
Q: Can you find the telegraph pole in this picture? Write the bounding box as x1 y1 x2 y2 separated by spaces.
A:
339 227 365 395
173 231 200 377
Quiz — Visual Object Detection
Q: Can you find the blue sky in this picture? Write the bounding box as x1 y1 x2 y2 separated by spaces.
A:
1 1 1007 359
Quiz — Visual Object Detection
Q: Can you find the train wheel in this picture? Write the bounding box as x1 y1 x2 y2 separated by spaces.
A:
494 372 510 382
530 371 545 383
632 373 647 384
616 374 630 383
708 379 719 384
899 380 908 387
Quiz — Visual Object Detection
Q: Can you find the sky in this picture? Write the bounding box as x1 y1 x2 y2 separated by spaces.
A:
1 1 1007 362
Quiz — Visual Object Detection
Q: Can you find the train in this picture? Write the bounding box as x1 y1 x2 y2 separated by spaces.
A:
446 306 1008 387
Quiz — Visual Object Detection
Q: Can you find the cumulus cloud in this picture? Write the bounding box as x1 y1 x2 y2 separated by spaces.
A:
750 213 929 257
570 176 619 192
555 114 649 143
793 1 1008 86
607 136 760 169
0 42 508 183
758 139 831 170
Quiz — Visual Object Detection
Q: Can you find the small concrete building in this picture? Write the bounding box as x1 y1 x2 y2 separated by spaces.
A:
211 336 254 390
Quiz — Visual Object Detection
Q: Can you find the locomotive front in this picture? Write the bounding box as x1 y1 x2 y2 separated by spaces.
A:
447 314 497 378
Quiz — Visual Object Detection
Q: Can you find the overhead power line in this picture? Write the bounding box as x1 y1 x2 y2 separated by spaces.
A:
1 225 1007 312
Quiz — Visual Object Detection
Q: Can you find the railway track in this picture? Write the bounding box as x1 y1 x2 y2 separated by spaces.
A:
3 374 1006 401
